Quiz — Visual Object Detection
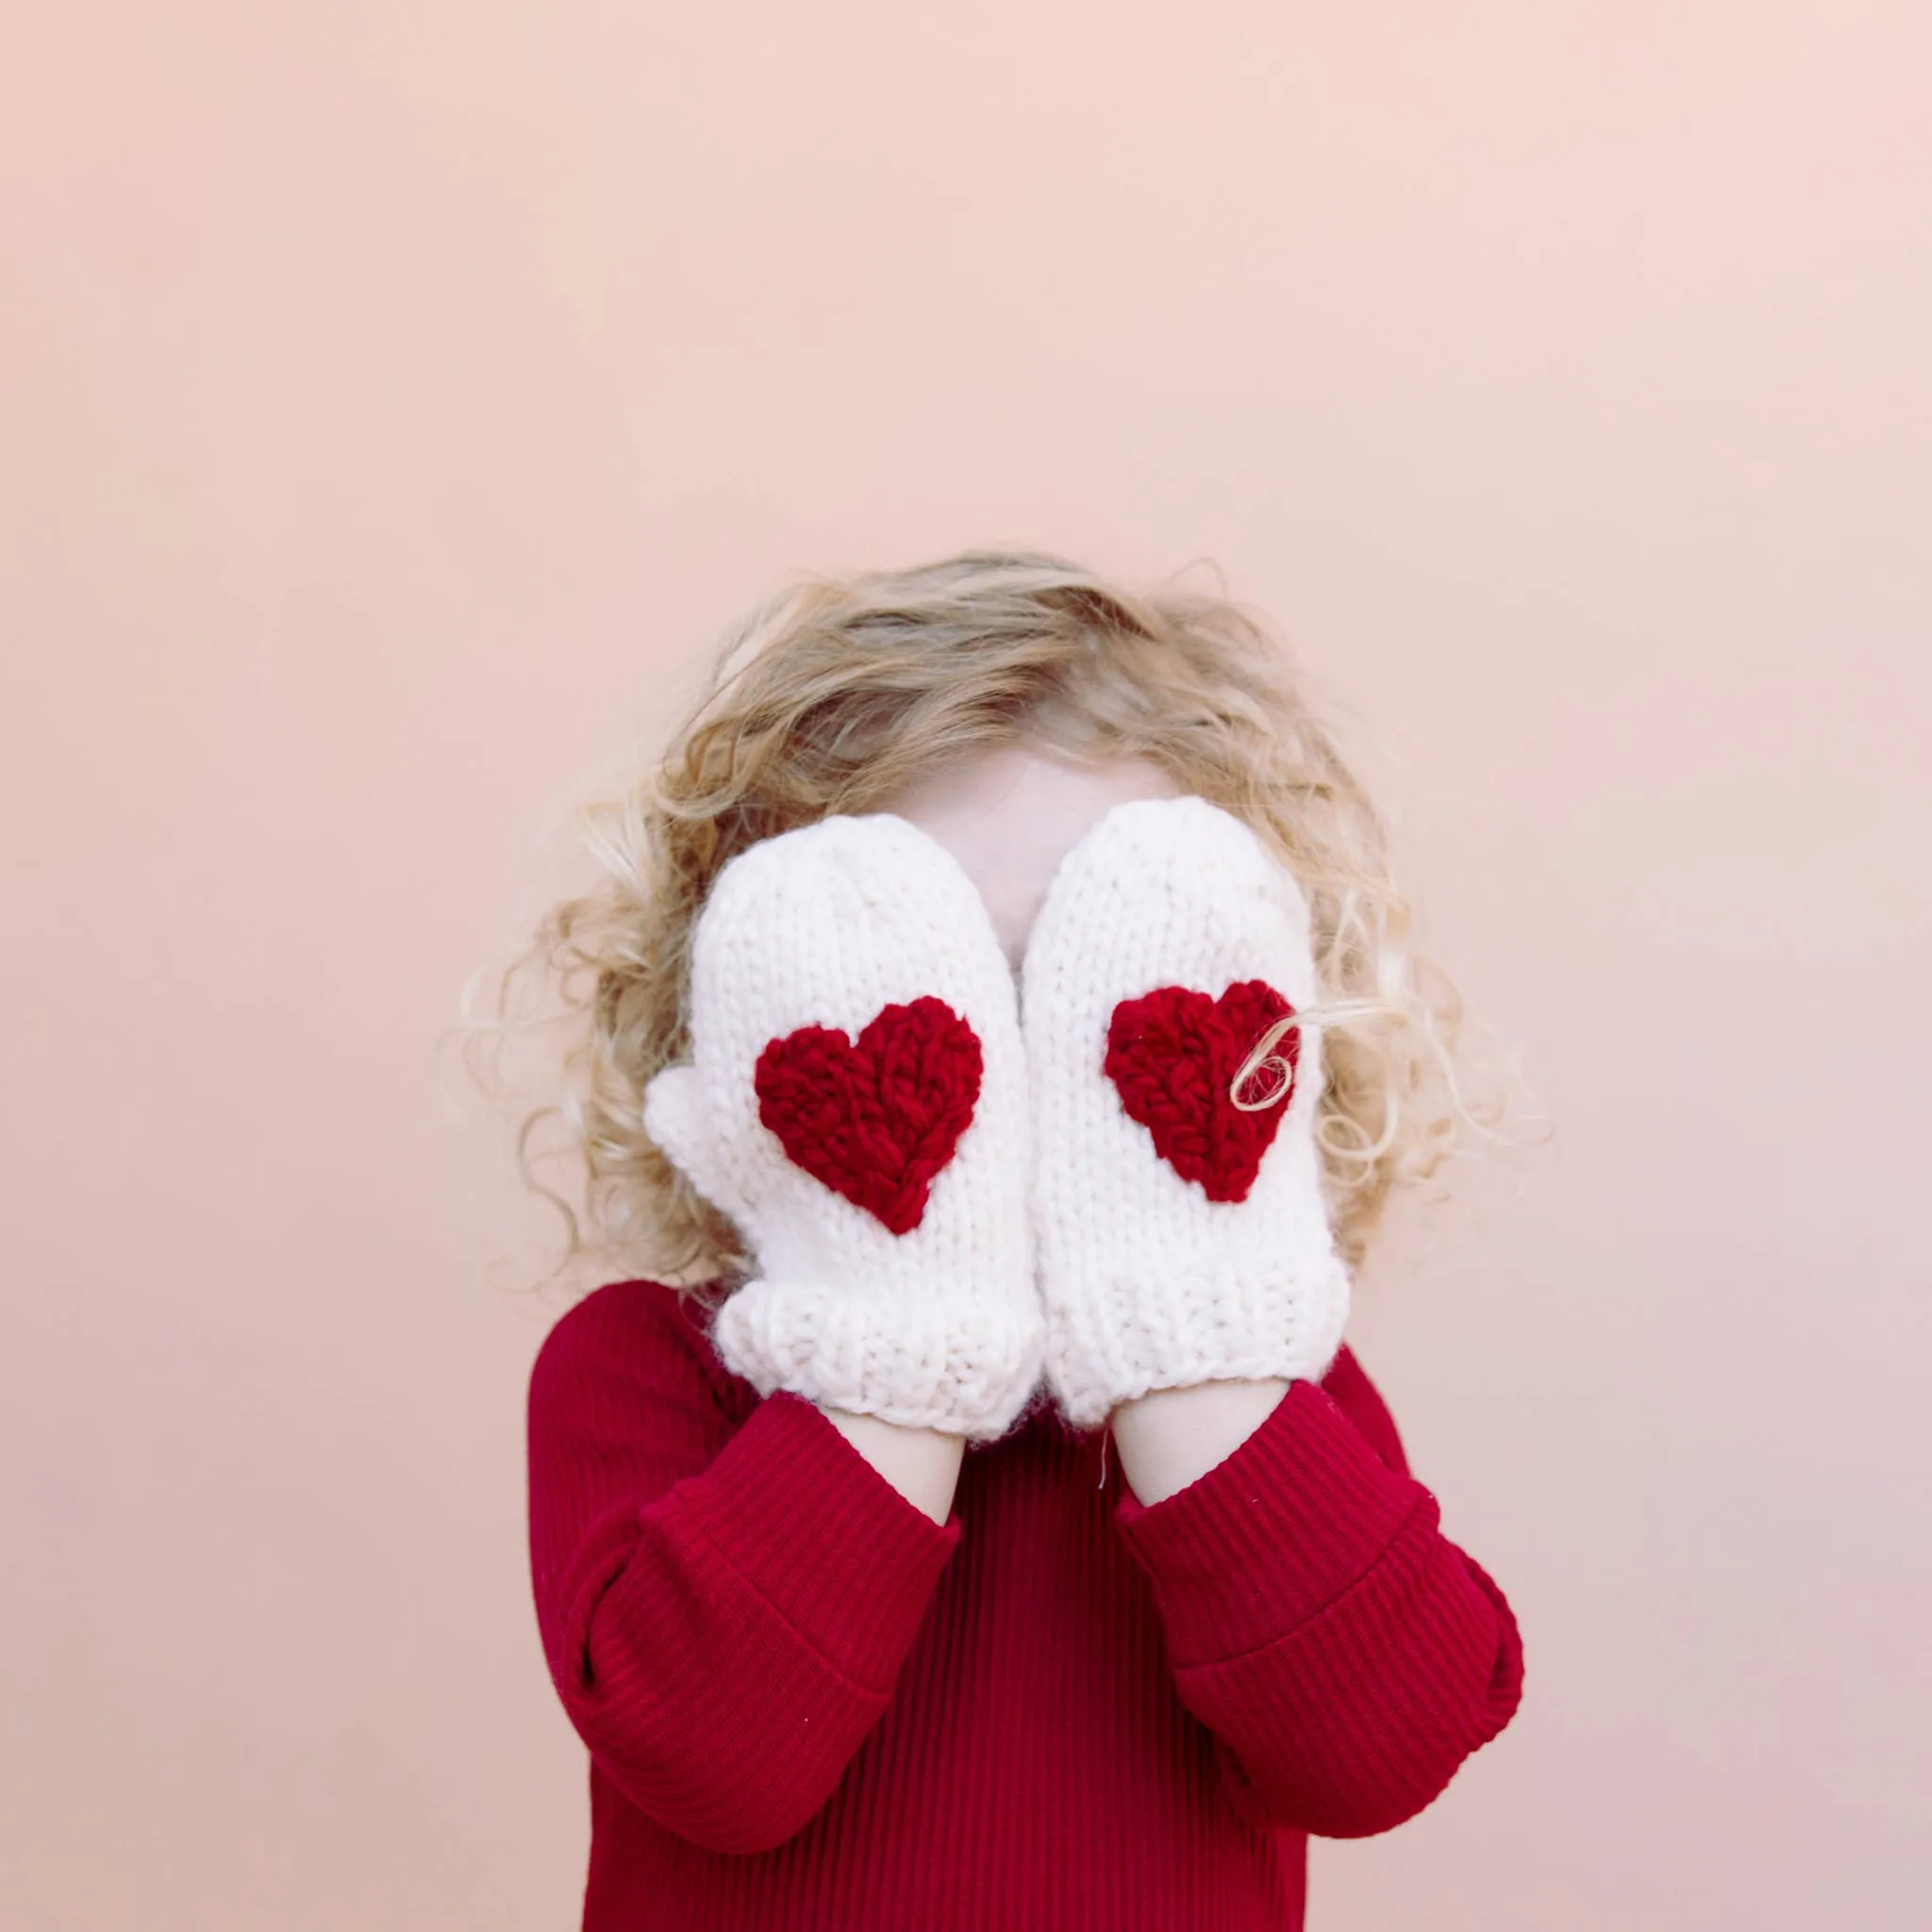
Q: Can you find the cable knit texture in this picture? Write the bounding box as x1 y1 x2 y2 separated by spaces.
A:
527 1279 1525 1931
642 813 1042 1439
1024 797 1351 1427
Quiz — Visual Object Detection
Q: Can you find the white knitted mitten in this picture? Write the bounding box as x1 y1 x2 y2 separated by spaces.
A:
642 814 1042 1440
1022 795 1350 1430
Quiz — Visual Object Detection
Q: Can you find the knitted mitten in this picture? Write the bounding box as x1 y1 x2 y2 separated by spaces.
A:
643 814 1042 1440
1021 795 1350 1430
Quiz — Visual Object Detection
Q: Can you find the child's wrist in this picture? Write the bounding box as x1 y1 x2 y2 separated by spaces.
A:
1108 1378 1291 1507
817 1406 967 1525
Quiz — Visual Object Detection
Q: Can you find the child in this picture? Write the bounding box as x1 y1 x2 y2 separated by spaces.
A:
514 551 1524 1930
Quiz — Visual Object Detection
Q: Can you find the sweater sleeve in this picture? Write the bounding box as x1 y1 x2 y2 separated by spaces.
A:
1113 1348 1524 1840
526 1281 962 1855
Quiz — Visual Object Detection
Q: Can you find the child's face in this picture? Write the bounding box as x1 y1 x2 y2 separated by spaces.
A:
882 742 1186 971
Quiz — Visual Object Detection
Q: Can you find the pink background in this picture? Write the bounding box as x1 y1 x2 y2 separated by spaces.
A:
5 5 1928 1926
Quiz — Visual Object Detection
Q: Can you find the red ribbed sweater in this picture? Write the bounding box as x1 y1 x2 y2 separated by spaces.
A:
527 1279 1524 1930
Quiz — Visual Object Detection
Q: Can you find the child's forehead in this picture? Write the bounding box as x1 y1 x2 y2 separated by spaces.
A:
881 741 1185 831
876 744 1189 968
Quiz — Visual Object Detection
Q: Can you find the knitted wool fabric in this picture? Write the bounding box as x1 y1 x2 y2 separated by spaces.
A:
1023 796 1350 1429
643 814 1042 1440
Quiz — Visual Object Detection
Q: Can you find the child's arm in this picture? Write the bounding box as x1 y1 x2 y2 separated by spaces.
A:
526 1282 962 1855
1113 1347 1524 1839
1022 798 1522 1831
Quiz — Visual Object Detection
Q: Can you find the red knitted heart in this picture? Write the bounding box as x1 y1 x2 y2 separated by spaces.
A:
1104 981 1298 1204
755 996 984 1235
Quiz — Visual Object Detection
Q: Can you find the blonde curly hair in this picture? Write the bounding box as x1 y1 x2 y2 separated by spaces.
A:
484 549 1503 1291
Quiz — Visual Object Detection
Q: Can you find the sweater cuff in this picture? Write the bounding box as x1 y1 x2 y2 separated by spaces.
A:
1114 1377 1423 1669
673 1391 962 1692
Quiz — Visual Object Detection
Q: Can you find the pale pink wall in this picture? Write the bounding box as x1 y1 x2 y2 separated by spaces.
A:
4 5 1928 1926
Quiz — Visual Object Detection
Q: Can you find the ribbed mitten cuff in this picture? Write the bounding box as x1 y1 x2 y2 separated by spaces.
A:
712 1285 1045 1441
1045 1248 1349 1430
